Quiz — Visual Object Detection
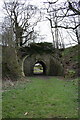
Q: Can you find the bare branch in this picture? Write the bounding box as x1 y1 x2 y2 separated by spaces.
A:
68 1 80 15
43 0 58 4
22 30 34 45
46 17 80 30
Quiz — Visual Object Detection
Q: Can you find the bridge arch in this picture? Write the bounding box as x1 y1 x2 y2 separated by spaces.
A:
22 54 63 76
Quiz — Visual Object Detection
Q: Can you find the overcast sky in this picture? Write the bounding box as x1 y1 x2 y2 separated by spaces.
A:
0 0 77 47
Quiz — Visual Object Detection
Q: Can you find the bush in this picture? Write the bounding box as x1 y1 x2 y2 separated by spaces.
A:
66 69 76 78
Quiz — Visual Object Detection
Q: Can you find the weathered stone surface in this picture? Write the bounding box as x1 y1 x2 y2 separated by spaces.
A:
18 43 64 76
23 53 63 76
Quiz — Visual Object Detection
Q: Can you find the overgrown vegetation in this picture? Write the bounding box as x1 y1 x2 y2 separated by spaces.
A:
1 0 80 80
1 0 80 118
61 45 79 78
2 44 79 80
18 42 55 58
2 77 78 118
2 46 22 80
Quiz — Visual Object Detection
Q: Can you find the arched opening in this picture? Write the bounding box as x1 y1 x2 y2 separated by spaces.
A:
33 61 46 75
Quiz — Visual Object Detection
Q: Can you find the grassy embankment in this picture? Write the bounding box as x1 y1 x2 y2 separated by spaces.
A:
61 45 79 77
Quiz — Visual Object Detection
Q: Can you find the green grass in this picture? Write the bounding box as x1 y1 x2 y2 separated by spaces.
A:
62 45 78 62
0 89 2 120
34 66 43 74
2 77 78 118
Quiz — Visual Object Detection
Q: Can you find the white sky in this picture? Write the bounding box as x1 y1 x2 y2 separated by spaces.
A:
0 0 78 47
0 0 4 22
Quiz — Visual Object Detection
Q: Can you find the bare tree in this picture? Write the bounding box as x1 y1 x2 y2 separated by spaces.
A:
68 0 80 15
68 0 80 44
2 16 14 46
45 1 66 49
44 0 80 47
3 0 41 47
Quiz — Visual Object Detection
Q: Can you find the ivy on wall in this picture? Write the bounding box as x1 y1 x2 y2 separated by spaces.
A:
19 42 56 57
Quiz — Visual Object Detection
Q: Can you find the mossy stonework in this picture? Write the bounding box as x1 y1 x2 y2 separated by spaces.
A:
18 43 64 76
22 53 63 76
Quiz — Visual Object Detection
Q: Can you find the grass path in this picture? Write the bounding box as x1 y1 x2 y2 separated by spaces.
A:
2 77 78 118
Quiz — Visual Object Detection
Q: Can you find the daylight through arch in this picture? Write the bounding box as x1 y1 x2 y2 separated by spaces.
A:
33 61 46 75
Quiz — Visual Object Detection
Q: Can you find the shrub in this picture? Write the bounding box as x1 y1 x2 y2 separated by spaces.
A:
66 69 76 78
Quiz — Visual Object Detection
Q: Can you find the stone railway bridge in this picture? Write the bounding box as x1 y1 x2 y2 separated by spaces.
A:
18 43 63 76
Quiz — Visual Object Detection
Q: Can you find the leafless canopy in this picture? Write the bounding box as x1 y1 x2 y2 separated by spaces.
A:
43 0 80 48
3 0 42 47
